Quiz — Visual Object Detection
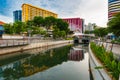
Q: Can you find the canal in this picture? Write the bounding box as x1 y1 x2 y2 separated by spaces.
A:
0 44 90 80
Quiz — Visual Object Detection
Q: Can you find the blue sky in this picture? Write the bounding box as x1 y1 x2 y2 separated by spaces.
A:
0 0 108 27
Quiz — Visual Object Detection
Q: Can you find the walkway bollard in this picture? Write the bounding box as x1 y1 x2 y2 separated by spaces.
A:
110 43 113 52
13 39 14 46
105 42 108 50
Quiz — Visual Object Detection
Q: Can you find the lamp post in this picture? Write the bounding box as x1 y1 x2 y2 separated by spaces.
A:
28 29 32 44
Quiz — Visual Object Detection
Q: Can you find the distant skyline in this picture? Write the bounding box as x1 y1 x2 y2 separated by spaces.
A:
0 0 108 27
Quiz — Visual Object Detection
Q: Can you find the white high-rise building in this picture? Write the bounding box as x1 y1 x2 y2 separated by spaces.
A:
84 23 94 32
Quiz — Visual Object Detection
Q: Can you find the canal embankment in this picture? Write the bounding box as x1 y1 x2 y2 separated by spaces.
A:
89 41 120 80
0 40 73 55
89 43 111 80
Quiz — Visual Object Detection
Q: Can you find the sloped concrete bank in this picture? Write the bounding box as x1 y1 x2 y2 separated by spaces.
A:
89 44 111 80
0 40 73 55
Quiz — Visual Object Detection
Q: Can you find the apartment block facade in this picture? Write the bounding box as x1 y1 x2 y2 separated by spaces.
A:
22 3 58 22
108 0 120 20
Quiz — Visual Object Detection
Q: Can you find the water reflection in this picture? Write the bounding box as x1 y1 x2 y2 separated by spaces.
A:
0 44 89 80
68 48 84 61
0 45 71 80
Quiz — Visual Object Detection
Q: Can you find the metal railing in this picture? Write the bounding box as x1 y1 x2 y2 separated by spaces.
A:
0 39 29 47
94 40 120 56
0 37 70 48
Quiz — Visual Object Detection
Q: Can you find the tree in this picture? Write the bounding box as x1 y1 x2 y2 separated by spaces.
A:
31 27 46 35
33 16 44 27
94 27 108 37
53 26 59 39
108 13 120 36
26 20 34 27
13 21 27 34
44 16 56 30
4 21 27 35
56 19 69 37
3 23 13 34
53 25 66 39
3 16 69 39
60 31 66 38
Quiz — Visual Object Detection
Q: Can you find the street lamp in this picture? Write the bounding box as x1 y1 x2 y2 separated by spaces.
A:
28 29 32 44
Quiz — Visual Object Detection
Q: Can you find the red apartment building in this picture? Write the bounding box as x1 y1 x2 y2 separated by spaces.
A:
63 18 84 33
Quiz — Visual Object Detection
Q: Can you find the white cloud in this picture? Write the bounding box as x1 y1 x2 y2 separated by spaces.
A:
1 0 108 26
76 0 108 27
37 0 108 27
0 14 13 23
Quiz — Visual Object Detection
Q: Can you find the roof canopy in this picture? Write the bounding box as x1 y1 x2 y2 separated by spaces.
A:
73 32 84 36
0 21 5 25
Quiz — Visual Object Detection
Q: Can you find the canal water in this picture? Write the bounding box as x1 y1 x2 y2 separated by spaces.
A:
0 44 90 80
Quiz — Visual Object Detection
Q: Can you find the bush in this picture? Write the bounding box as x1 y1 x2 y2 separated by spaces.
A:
90 42 120 80
65 38 73 40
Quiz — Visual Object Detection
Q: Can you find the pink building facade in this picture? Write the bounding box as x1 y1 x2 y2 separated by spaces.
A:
63 18 84 33
68 49 84 61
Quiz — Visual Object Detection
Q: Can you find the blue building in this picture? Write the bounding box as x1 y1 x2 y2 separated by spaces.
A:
13 10 22 22
0 21 5 38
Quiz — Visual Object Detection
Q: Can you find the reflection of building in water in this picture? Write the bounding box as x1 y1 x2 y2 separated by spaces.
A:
68 49 84 61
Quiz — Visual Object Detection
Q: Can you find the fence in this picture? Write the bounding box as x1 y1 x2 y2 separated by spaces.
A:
0 39 29 47
0 37 69 48
94 40 120 60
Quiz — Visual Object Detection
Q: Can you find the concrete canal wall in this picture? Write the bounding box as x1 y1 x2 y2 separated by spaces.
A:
89 44 112 80
0 40 73 55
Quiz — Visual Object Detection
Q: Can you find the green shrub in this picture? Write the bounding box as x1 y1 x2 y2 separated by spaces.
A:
90 42 120 80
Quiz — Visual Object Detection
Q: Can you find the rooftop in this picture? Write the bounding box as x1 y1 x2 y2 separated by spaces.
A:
22 3 58 15
0 21 5 25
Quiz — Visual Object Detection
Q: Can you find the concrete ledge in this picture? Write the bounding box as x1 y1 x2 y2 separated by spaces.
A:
89 44 111 80
0 40 73 55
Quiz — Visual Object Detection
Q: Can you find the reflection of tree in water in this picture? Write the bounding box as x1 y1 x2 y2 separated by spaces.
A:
2 45 71 80
0 53 30 66
3 66 25 80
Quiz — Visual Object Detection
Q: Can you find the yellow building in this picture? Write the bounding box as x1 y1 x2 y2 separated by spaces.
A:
22 3 58 22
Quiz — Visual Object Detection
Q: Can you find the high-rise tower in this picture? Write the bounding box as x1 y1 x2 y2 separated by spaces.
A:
108 0 120 20
13 10 22 22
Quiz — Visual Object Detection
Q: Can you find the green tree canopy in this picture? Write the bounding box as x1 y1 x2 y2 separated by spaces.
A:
108 13 120 36
3 23 13 34
3 16 70 39
3 21 27 34
56 19 69 35
33 16 44 27
26 20 34 27
44 16 56 30
94 27 108 37
13 21 27 34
